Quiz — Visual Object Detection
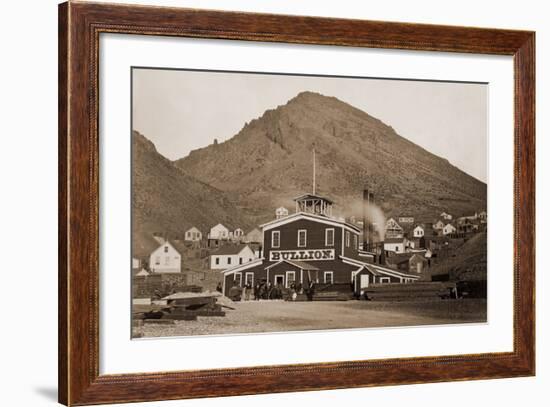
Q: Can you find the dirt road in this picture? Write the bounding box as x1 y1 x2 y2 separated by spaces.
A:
134 299 486 338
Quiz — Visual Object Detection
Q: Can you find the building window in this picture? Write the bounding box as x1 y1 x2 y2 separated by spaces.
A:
353 234 358 249
245 272 254 286
395 246 399 252
325 228 335 246
164 246 169 253
215 257 220 265
285 271 296 288
324 271 334 284
227 257 232 265
272 231 280 248
380 277 391 284
235 273 242 287
164 256 170 265
345 231 350 247
298 230 307 247
239 257 243 264
155 256 160 265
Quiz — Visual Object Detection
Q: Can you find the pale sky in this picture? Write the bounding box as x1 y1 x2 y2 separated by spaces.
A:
132 68 487 182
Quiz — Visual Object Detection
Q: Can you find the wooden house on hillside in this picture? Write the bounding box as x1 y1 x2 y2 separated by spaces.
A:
385 218 404 239
210 244 256 270
184 226 202 242
442 223 457 236
149 240 185 274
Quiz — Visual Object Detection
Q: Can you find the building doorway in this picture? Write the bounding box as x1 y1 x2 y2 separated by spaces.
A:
274 275 284 286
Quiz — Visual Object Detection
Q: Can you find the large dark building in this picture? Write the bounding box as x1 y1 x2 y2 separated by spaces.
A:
222 193 419 296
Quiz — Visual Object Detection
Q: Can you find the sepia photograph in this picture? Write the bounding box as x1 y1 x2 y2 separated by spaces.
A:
131 67 488 339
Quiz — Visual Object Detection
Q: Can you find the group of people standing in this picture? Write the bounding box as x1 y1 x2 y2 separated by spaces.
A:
226 279 317 302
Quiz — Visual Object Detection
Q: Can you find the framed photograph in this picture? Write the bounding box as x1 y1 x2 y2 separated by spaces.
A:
58 1 535 405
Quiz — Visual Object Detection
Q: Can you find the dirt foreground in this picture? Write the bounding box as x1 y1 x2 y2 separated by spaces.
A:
134 299 487 338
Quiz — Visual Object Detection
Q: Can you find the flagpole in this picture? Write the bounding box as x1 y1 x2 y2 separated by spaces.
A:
313 148 316 195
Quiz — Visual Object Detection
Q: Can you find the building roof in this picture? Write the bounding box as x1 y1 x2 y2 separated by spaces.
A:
221 258 264 276
210 223 229 230
340 256 420 280
212 243 252 256
285 260 319 270
384 237 405 244
132 233 162 259
293 193 334 204
168 240 188 256
386 253 415 265
265 259 319 271
386 252 426 266
260 211 361 233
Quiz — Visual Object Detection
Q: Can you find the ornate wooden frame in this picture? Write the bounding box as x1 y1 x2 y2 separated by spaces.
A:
58 1 535 405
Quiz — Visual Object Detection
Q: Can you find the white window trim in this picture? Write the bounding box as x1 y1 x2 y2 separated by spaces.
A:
345 231 350 247
297 229 307 247
325 228 335 246
245 272 254 286
324 271 334 284
285 271 296 288
235 272 242 287
380 277 391 284
272 230 280 248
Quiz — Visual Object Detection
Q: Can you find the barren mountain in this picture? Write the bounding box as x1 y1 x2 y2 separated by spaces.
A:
132 131 249 257
175 91 486 224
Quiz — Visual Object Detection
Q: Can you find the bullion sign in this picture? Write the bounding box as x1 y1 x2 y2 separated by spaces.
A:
269 249 335 262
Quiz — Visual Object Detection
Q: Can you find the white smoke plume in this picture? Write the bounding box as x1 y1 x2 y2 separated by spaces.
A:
366 202 387 242
345 198 387 242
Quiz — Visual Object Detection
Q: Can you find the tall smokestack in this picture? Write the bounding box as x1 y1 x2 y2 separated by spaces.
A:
363 189 375 251
368 192 374 247
363 189 369 251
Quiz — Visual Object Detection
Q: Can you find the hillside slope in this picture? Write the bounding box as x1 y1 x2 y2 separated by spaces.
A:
132 131 250 257
175 91 486 224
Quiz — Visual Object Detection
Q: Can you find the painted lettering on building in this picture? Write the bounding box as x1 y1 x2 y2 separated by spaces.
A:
269 249 335 262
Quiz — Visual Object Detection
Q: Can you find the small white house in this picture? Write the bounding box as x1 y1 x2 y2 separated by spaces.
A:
440 212 453 220
210 244 256 270
233 228 244 240
442 223 457 236
184 226 202 242
208 223 230 240
384 237 407 253
398 216 414 224
385 218 404 238
149 241 182 274
413 225 424 238
433 220 445 230
275 206 289 219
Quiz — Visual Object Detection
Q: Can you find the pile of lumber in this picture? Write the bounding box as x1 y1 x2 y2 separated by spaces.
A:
363 282 453 301
163 294 225 320
134 291 231 322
